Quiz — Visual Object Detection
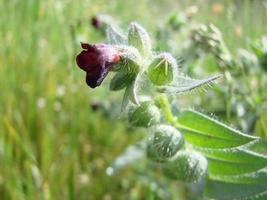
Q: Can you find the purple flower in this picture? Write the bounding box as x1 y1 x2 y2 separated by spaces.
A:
76 43 120 88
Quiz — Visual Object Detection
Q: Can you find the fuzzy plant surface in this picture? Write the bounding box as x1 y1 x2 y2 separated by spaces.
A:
76 22 267 200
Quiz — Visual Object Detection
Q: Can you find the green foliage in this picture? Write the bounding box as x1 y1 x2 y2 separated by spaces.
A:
110 68 136 90
128 22 152 58
157 74 222 93
106 25 127 45
176 110 267 199
105 21 267 199
176 110 257 148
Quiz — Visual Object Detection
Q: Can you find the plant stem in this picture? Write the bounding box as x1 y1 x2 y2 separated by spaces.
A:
157 94 176 126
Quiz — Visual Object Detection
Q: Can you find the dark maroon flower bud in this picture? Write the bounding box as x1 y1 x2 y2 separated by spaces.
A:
76 43 120 88
91 16 102 29
91 14 113 29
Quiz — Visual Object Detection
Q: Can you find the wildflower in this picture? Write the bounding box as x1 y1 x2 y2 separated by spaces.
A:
76 43 120 88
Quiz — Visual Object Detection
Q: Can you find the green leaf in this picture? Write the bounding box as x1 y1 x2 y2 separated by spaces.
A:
254 109 267 139
106 25 127 45
128 22 152 57
110 68 136 91
157 74 222 94
206 180 267 200
247 139 267 155
176 110 257 149
175 110 267 199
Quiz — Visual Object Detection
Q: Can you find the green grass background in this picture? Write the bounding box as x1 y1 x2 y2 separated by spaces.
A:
0 0 266 199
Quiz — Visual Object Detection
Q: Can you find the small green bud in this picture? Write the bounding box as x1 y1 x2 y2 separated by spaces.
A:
128 102 160 127
116 46 142 72
128 22 152 57
147 53 176 86
147 125 184 162
163 150 208 182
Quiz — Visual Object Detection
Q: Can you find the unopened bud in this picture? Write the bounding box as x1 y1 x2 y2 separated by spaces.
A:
163 150 207 182
147 53 176 86
128 102 160 127
147 125 184 162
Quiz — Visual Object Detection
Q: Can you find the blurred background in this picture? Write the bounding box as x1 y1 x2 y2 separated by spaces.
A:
0 0 267 199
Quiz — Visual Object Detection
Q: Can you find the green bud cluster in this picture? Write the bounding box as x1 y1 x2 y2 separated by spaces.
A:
191 24 234 68
104 22 210 183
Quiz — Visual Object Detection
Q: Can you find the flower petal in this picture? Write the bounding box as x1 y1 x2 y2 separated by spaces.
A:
85 66 109 88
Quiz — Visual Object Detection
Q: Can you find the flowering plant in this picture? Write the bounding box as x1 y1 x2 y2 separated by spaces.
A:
76 22 267 199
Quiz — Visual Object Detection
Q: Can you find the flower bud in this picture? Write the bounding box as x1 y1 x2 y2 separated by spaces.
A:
147 53 176 86
146 125 184 162
128 102 160 127
91 14 113 29
116 46 142 72
163 150 208 182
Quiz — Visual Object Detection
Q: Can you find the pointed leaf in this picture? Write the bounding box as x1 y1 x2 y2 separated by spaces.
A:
110 68 136 91
157 74 222 93
176 110 257 149
206 180 267 200
176 110 267 198
106 25 127 45
128 22 152 57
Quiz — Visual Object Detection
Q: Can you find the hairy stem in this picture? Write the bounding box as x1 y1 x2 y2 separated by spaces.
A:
157 94 176 126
